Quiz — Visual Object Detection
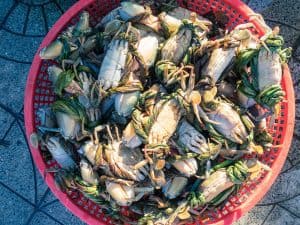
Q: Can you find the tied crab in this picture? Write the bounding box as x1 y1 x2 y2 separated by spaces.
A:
97 22 147 90
159 7 212 37
40 11 100 61
155 20 209 87
188 159 270 208
236 26 292 110
131 84 182 187
196 22 259 84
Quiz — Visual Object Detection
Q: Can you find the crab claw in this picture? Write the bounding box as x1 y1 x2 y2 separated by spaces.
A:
229 123 248 145
46 136 76 170
172 158 198 177
207 102 248 144
177 120 209 154
149 166 166 188
106 181 135 206
73 11 91 37
39 40 64 60
163 176 188 199
80 159 99 185
118 2 146 21
189 90 220 126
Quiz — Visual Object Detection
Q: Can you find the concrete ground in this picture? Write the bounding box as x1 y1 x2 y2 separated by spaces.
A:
0 0 299 224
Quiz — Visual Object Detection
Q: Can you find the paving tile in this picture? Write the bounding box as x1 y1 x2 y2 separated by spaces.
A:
0 29 42 63
248 0 273 12
259 164 300 205
289 59 300 85
44 2 63 31
43 201 86 225
29 212 62 225
279 195 300 218
262 0 300 28
0 58 30 110
0 184 34 225
40 189 58 208
0 107 15 138
264 205 300 225
0 122 47 205
0 0 299 225
288 137 300 165
26 6 47 36
0 0 14 24
4 2 28 34
233 205 274 225
280 159 293 173
55 0 77 12
22 0 50 5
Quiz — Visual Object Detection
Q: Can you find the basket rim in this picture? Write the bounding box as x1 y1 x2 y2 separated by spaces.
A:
24 0 295 224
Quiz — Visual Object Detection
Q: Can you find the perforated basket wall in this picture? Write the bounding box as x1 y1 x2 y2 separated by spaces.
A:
24 0 295 224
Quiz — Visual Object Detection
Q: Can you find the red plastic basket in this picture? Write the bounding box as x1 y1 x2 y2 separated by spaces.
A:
24 0 295 224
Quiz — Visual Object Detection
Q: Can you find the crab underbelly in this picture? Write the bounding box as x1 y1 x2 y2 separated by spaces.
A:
149 99 181 143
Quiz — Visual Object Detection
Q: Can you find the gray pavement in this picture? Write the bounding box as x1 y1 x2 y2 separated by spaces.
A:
0 0 299 224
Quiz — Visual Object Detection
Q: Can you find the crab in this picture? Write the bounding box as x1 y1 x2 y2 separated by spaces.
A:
175 119 209 155
40 11 98 61
188 159 270 208
98 22 148 91
195 22 260 84
43 136 76 170
236 26 292 110
159 7 212 37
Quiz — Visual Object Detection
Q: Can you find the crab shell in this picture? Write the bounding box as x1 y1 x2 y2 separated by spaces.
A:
159 12 182 35
207 102 248 144
48 65 83 95
47 65 63 84
201 47 236 82
46 136 76 169
80 159 99 185
160 7 211 35
258 48 282 91
148 98 182 145
118 2 146 21
98 39 129 90
137 35 159 68
140 14 161 33
237 90 256 108
37 106 56 128
106 181 135 206
55 112 80 140
114 91 141 117
79 141 98 165
177 120 209 154
73 11 90 36
105 142 147 182
172 158 198 177
199 168 234 202
163 176 188 199
39 40 64 60
161 26 193 65
169 7 211 23
122 121 143 149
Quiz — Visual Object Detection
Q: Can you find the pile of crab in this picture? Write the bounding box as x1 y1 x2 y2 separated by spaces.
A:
36 1 292 225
